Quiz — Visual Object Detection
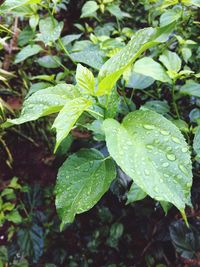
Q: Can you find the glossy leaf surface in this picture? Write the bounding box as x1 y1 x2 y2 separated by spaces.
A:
4 84 79 126
103 110 192 212
52 97 92 151
55 149 116 227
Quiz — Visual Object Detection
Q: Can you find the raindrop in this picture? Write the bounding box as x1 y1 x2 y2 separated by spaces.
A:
143 124 155 130
146 144 153 150
160 130 170 136
182 147 188 153
162 162 169 168
172 136 181 144
166 153 176 161
179 164 188 175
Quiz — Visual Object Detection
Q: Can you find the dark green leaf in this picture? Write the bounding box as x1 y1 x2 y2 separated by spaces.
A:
15 44 42 64
37 55 61 69
170 221 200 259
55 149 116 227
17 224 44 263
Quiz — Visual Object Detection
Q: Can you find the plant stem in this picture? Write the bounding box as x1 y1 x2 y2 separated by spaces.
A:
58 38 76 65
172 82 180 119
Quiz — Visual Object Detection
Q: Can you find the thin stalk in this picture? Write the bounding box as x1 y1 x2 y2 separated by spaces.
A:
172 82 180 119
58 38 76 65
86 109 103 118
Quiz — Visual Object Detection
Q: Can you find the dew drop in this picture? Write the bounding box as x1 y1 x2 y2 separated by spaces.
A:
160 130 170 136
179 164 188 175
182 147 188 153
143 124 155 130
146 144 153 150
162 162 169 168
172 136 181 144
166 153 176 161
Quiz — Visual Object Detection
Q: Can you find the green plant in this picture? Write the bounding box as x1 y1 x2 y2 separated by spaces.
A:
2 19 194 229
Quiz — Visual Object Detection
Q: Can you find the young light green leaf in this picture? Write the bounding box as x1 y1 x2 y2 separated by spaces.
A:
181 47 192 63
103 110 192 215
55 149 116 228
81 1 99 18
97 24 174 95
37 17 63 45
0 0 41 13
76 64 95 95
133 57 171 83
14 44 42 64
52 97 92 151
3 84 79 127
161 0 179 9
159 50 182 73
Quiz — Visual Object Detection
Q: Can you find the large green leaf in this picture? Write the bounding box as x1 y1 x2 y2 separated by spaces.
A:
133 57 171 83
55 149 116 227
3 84 79 127
97 24 175 95
37 17 63 45
70 49 105 70
159 50 182 73
52 97 92 151
81 1 99 18
103 110 192 215
15 44 42 64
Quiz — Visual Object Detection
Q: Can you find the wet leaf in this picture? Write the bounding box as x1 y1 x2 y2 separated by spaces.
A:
103 110 192 215
55 149 116 227
52 97 92 151
133 57 171 83
15 44 42 64
76 64 95 95
97 24 175 95
4 84 79 127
